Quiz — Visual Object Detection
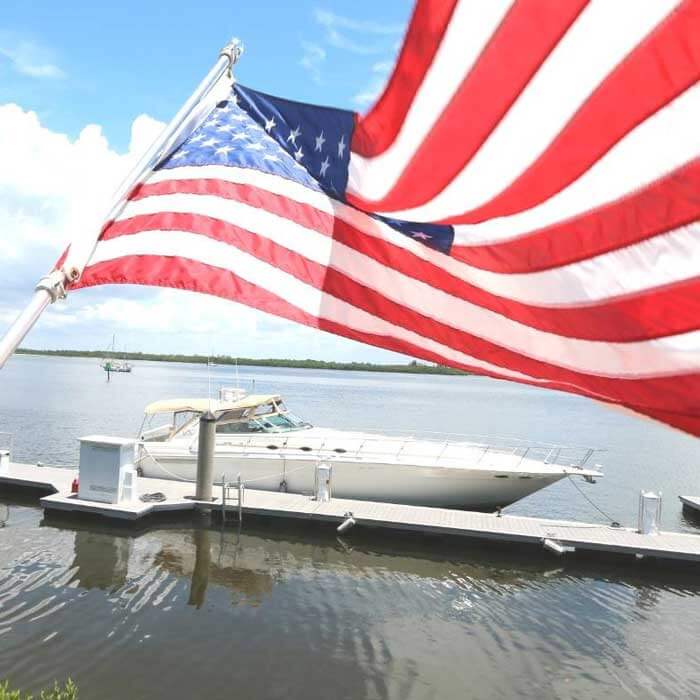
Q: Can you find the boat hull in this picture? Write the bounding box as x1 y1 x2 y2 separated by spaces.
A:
138 448 566 510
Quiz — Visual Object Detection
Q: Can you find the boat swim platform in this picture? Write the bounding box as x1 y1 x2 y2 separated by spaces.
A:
5 461 700 565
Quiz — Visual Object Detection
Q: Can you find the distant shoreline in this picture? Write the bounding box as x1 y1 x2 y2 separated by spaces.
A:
15 348 469 376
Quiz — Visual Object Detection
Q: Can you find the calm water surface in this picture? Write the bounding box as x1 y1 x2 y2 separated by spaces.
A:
1 355 700 698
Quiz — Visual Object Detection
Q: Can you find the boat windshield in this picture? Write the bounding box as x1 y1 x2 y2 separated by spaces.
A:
216 403 311 434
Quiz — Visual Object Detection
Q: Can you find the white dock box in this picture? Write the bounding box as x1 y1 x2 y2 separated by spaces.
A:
78 436 136 504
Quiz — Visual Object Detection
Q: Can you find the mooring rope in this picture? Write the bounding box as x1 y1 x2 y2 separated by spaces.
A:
566 474 622 528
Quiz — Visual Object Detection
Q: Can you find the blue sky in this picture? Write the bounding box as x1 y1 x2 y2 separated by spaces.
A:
0 1 417 360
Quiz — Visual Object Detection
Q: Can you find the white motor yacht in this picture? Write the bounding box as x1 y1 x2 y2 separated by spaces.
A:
134 389 602 510
136 390 602 509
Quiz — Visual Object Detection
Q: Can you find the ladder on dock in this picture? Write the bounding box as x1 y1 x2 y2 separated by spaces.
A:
220 473 244 523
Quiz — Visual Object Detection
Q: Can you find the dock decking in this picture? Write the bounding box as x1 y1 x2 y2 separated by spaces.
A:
4 461 700 564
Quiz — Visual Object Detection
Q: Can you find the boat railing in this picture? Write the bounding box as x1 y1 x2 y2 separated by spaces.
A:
216 432 602 470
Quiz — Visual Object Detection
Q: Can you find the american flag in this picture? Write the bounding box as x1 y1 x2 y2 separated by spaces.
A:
70 0 700 435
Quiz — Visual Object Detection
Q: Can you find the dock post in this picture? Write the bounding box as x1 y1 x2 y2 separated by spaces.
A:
195 411 216 501
237 473 243 522
0 449 9 473
314 463 332 502
638 491 662 535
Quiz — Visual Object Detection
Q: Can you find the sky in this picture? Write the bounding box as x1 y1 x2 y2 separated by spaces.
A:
0 0 415 360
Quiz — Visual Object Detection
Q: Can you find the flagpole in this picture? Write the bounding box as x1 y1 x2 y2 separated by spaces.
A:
0 38 244 370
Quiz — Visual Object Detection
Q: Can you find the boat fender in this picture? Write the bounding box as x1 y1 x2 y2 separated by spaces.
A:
71 477 79 494
337 512 356 534
279 479 288 493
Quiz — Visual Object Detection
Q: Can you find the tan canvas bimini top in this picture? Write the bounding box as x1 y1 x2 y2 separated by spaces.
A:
143 394 281 415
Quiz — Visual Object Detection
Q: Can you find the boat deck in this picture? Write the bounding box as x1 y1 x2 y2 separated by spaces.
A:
4 462 700 564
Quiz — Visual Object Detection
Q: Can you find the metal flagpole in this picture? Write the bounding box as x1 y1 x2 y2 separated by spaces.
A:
0 38 244 370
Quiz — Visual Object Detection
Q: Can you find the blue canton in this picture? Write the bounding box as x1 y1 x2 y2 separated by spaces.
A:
158 83 454 254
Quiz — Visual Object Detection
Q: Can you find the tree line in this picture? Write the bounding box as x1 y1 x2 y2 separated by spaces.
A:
16 348 469 376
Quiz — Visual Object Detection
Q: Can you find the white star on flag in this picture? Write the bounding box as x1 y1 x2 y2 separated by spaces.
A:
337 134 346 158
287 126 301 146
294 147 304 162
315 132 325 152
264 116 276 133
411 232 432 240
319 156 330 176
201 138 218 148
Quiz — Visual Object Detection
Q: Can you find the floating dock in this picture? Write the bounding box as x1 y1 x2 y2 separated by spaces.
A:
679 495 700 515
4 461 700 564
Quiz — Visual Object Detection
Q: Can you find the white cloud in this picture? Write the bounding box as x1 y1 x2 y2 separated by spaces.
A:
304 9 403 107
314 9 404 37
0 103 164 260
0 103 411 364
310 8 404 56
0 35 65 79
353 60 393 107
300 41 326 84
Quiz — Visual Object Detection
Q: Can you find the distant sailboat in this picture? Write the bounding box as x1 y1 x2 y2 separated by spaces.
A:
101 335 132 375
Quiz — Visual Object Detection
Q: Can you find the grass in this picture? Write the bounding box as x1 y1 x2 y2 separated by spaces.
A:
0 679 77 700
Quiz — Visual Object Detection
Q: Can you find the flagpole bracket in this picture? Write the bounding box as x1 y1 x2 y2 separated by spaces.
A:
219 38 244 79
35 269 70 303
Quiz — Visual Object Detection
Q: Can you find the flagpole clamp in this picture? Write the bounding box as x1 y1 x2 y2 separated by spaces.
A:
219 38 244 80
35 269 70 303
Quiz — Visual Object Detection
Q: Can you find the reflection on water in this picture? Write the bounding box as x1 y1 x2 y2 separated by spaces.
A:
2 502 700 699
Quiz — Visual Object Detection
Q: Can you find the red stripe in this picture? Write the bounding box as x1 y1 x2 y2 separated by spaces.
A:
351 0 459 157
451 159 700 272
116 178 700 342
445 0 700 224
74 254 700 434
99 212 700 409
347 0 587 212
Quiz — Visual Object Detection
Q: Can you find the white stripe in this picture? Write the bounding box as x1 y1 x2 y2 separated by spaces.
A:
86 231 547 386
140 166 700 308
452 84 700 244
112 197 700 377
346 0 512 202
381 0 682 222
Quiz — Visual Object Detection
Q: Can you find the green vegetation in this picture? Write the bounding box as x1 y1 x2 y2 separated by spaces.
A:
0 679 77 700
15 348 469 376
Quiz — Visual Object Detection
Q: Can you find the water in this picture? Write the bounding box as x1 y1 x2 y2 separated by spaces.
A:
2 355 700 698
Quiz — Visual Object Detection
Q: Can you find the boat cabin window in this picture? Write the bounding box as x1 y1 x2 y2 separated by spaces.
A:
175 411 199 431
215 404 310 434
215 409 260 434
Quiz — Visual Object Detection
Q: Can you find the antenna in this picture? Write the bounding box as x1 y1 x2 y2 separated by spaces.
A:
235 356 240 391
